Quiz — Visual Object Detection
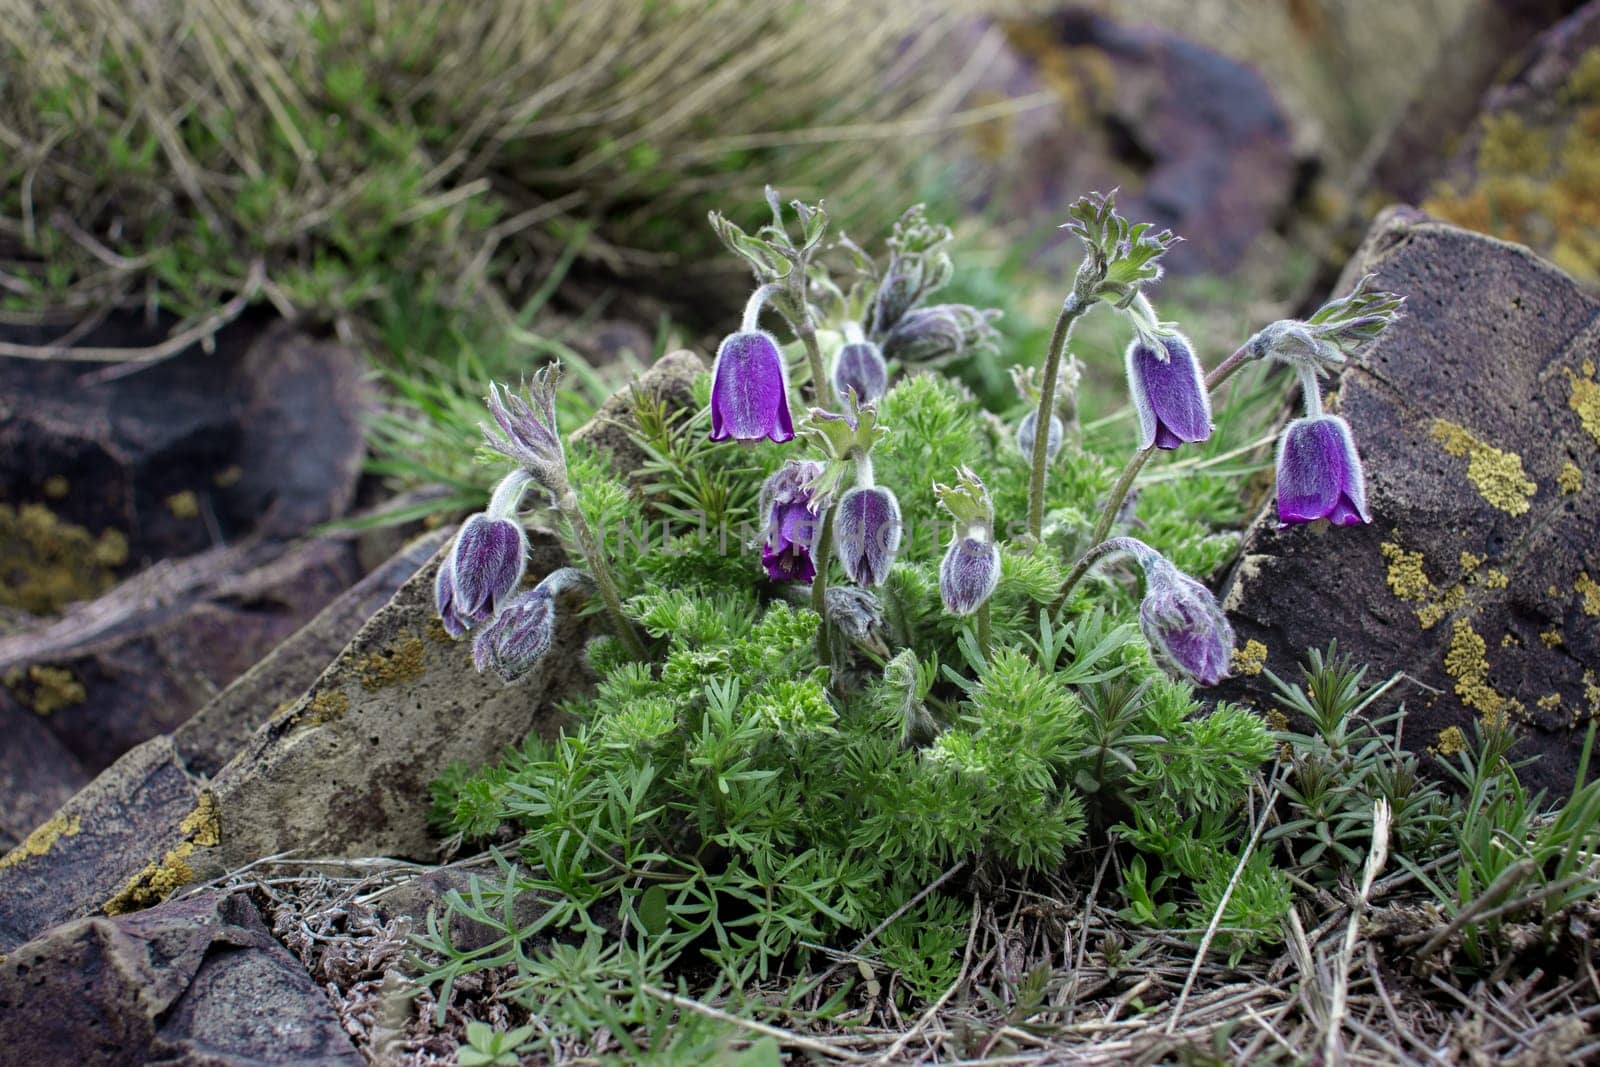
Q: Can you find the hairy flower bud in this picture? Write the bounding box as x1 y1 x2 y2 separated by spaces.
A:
1138 554 1234 687
759 460 825 583
483 365 567 495
940 534 1001 617
1276 414 1372 527
824 585 884 642
470 568 589 683
835 485 902 587
880 304 1000 365
1125 332 1212 451
1016 409 1064 461
444 513 527 629
833 340 889 405
709 330 795 443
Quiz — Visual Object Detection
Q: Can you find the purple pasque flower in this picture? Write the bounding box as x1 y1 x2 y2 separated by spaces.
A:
471 567 589 683
833 340 889 405
1125 332 1212 451
759 459 825 583
709 330 795 443
940 534 1001 617
1276 414 1371 527
835 485 902 587
1138 553 1234 687
484 365 566 494
441 512 527 632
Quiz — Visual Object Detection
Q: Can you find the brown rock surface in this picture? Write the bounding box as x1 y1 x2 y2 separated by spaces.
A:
1222 210 1600 791
0 889 360 1066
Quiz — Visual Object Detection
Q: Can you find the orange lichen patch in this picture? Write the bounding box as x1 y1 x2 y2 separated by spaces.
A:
1444 618 1522 724
1559 462 1584 494
1576 572 1600 616
1231 639 1268 678
3 664 86 716
1381 543 1433 602
1542 629 1566 648
1432 726 1468 757
1567 362 1600 448
1429 420 1537 515
0 815 80 871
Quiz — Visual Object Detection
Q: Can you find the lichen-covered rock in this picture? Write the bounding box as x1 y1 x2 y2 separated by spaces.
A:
1423 3 1600 288
0 315 369 607
0 889 360 1066
1222 210 1600 791
953 10 1298 276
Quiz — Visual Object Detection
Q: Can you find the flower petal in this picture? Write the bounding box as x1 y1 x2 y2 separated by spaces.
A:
1126 335 1212 451
709 331 795 443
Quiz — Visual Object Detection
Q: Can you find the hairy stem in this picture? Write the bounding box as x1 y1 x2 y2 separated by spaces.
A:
811 503 837 664
558 489 648 661
1028 292 1091 539
975 600 991 660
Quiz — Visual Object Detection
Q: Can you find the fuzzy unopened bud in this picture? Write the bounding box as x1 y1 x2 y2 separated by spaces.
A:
833 340 889 405
1137 553 1233 687
442 513 527 632
835 485 902 587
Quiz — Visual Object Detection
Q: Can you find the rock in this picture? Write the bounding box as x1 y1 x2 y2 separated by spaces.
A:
569 348 705 480
957 9 1298 275
0 534 364 776
0 313 369 611
1221 210 1600 792
0 889 361 1066
0 710 86 853
1421 2 1600 289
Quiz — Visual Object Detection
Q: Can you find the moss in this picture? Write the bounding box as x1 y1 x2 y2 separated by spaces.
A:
1477 113 1551 175
0 814 80 871
1231 639 1268 678
292 689 351 728
1567 49 1600 106
1429 419 1537 515
1380 542 1432 602
1432 726 1467 757
1576 572 1600 616
164 490 200 519
0 502 128 614
1559 462 1584 494
1566 362 1600 448
3 664 86 716
356 635 427 691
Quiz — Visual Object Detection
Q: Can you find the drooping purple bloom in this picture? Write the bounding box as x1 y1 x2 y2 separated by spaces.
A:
1138 556 1234 687
709 330 795 443
472 586 555 683
434 556 470 638
940 535 1001 617
446 513 527 627
833 341 889 405
835 485 902 587
1016 409 1063 461
759 460 825 583
1276 414 1372 527
1125 333 1212 451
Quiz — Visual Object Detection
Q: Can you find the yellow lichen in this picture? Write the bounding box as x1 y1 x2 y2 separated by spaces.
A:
1430 420 1537 515
1459 551 1485 571
1576 572 1600 616
42 475 69 499
1539 693 1564 712
1567 49 1600 106
3 665 86 716
1542 629 1566 648
1559 462 1584 494
1567 363 1600 448
213 465 243 488
0 814 80 871
1502 633 1520 648
1231 639 1268 678
1433 726 1468 757
356 636 427 691
1264 708 1290 733
1381 542 1433 602
0 503 128 614
179 792 221 848
1444 618 1520 723
104 842 195 916
165 490 200 519
1477 112 1552 175
292 689 351 728
1482 569 1508 590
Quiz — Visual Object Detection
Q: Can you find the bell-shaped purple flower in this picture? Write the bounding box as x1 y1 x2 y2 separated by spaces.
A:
709 330 795 443
434 556 470 638
759 460 825 583
833 341 889 405
1125 333 1212 451
445 513 527 629
1276 414 1371 527
835 485 902 587
473 586 555 683
1138 556 1234 687
940 535 1001 617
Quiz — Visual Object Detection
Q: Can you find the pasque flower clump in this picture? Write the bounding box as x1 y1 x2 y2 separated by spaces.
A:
425 187 1404 1011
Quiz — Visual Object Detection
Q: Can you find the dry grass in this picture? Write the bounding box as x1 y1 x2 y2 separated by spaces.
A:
0 0 1015 352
